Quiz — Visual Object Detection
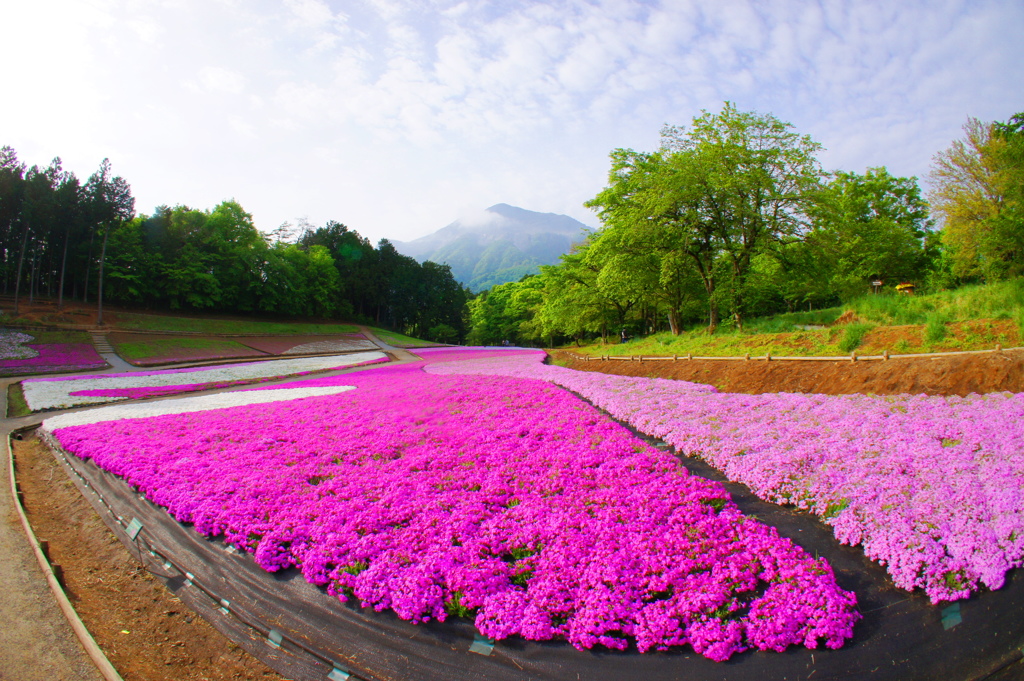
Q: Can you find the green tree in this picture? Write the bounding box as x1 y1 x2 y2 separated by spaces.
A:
800 167 932 300
586 148 720 333
586 104 822 331
0 146 26 296
85 158 135 324
929 115 1024 281
467 277 543 346
667 103 823 328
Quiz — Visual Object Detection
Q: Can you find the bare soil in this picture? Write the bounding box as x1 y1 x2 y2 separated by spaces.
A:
13 435 284 681
552 348 1024 396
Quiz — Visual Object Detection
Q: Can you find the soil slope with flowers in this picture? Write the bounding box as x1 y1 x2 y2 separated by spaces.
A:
551 348 1024 396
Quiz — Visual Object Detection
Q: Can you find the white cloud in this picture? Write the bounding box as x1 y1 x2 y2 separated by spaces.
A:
199 66 247 94
1 0 1020 245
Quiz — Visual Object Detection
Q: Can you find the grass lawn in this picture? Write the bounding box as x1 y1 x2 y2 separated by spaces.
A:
112 312 360 335
111 336 267 365
370 328 443 347
577 318 1021 358
7 382 30 418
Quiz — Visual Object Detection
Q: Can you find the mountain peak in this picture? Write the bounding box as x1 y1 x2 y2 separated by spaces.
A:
392 205 593 291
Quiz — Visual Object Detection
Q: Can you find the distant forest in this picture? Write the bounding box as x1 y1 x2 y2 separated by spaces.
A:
4 104 1020 349
0 147 467 342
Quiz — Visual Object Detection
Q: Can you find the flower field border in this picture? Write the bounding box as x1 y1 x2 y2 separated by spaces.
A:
0 327 107 374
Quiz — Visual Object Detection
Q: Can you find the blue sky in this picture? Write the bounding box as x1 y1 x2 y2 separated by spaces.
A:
2 0 1021 243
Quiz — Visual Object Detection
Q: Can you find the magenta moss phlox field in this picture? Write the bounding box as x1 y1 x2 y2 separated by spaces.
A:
0 343 105 372
47 358 858 661
425 349 1024 604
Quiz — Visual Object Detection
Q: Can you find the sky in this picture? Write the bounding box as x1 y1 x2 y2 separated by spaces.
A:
2 0 1022 244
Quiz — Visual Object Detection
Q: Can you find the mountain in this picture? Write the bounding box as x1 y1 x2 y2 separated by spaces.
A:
392 204 593 291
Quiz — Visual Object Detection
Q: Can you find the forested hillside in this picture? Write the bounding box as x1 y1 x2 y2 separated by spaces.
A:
0 148 467 342
467 105 1024 347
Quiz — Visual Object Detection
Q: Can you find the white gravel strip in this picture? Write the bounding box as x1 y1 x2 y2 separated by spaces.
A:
41 385 357 431
23 351 385 410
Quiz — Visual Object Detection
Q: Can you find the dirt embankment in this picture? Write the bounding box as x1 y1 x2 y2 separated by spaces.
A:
14 436 283 681
552 349 1024 396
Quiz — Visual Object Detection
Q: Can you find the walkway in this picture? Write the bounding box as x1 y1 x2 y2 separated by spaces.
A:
1 377 105 681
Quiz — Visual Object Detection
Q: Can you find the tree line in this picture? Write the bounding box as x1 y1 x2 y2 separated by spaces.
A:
466 104 1023 346
0 147 468 342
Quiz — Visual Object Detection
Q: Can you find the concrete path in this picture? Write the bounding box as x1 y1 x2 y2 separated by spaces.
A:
88 332 135 371
356 326 423 362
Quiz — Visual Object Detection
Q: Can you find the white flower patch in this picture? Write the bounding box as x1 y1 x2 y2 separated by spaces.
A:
23 351 386 411
284 339 378 354
0 330 38 360
41 385 357 431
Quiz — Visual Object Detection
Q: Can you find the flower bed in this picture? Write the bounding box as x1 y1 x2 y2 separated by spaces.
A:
0 329 38 360
423 348 1024 604
108 333 268 366
22 352 387 411
43 358 859 661
0 341 107 376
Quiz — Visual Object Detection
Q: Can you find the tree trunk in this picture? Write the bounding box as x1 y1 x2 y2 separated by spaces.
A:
668 308 682 335
28 251 35 304
83 229 96 304
97 226 109 325
13 219 30 315
58 228 70 309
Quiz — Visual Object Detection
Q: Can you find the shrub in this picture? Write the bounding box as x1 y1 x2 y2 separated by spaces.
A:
838 323 874 353
924 314 948 344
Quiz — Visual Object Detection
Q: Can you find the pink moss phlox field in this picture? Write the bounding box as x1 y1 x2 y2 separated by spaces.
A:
426 349 1024 604
0 343 106 373
48 357 858 661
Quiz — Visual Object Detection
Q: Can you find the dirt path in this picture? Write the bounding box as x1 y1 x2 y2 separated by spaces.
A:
13 435 283 681
1 378 106 681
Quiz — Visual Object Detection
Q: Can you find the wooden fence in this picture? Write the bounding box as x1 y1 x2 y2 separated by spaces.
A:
567 344 1020 363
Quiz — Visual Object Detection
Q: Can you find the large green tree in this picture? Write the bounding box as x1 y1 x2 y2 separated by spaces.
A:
668 103 823 328
797 167 932 300
586 103 823 332
929 114 1024 281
